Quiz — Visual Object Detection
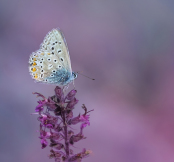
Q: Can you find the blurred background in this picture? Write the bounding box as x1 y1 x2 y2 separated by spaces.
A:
1 0 174 162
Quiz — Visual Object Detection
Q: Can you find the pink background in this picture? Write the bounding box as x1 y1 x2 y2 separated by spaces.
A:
1 0 174 162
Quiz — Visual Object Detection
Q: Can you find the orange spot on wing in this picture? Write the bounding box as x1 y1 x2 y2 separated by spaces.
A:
47 53 50 55
34 73 38 79
32 62 37 66
33 58 37 61
32 67 36 72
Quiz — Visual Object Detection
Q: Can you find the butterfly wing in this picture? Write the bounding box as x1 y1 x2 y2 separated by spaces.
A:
29 28 73 85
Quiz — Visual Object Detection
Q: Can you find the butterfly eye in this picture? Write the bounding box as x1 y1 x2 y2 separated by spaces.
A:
60 58 63 61
58 50 61 53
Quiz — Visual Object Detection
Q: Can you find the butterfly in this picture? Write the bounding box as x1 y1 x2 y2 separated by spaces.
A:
29 28 78 86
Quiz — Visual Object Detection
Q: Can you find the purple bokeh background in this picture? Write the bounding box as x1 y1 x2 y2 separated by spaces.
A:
1 0 174 162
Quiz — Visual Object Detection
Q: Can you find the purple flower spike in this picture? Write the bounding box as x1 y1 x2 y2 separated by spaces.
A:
55 86 64 102
33 92 47 100
66 98 79 109
39 124 51 149
80 122 90 130
68 114 90 125
69 149 92 162
32 87 93 162
35 100 44 113
41 138 48 149
65 89 77 101
46 97 57 111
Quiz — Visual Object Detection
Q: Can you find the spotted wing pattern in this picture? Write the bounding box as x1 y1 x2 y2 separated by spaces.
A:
29 29 74 85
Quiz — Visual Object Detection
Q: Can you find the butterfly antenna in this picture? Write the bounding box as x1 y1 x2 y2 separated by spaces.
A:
77 71 95 80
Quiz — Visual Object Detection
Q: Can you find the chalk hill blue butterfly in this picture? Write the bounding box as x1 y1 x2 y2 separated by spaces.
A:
29 28 77 86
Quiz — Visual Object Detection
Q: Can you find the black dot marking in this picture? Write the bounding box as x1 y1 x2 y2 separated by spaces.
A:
48 58 51 61
45 79 47 82
41 74 43 78
55 41 57 43
41 58 44 61
51 74 54 77
53 70 56 73
59 65 61 68
40 62 42 63
54 59 57 62
41 66 43 68
41 70 44 72
60 58 63 61
52 47 54 50
53 43 55 45
32 58 34 60
52 52 54 54
49 64 53 68
58 50 61 53
59 41 61 44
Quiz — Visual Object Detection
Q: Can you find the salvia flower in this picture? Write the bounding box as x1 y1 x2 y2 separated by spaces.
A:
65 89 77 101
32 86 93 162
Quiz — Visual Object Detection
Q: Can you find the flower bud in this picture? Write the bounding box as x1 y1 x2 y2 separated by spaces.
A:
55 86 64 102
65 89 77 100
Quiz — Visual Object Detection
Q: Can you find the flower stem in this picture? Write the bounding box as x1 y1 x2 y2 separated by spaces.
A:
62 109 69 157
